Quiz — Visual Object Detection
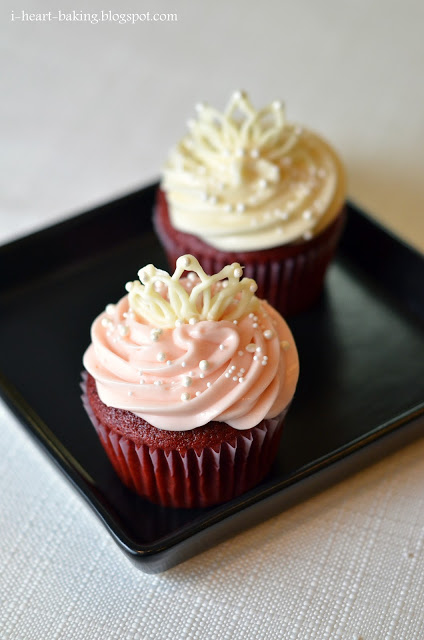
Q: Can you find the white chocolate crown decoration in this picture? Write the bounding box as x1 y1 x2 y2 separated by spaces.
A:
171 90 298 189
127 255 259 328
162 91 344 251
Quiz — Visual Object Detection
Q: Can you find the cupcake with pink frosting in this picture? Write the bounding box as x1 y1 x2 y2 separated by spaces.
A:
82 254 299 508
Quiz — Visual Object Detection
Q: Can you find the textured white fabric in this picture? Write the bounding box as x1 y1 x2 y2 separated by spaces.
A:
1 0 424 638
1 403 424 639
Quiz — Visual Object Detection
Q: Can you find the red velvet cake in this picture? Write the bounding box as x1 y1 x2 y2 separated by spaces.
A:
155 91 346 316
83 254 299 508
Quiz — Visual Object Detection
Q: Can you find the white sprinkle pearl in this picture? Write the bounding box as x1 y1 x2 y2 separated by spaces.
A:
259 179 268 189
151 328 162 342
139 378 145 385
225 372 231 378
200 373 205 379
154 380 162 386
264 329 274 340
253 323 258 329
207 382 212 388
196 391 201 397
303 209 312 220
181 361 187 368
125 281 133 292
250 284 258 293
219 344 226 351
128 391 133 396
118 324 129 337
101 318 112 328
199 360 209 371
232 376 238 382
250 148 259 158
238 351 244 357
181 392 191 402
187 271 197 281
253 355 259 361
175 319 183 327
157 352 167 362
233 267 243 278
183 376 192 387
105 304 115 315
239 377 245 383
233 320 238 325
256 347 262 352
236 203 245 213
167 360 173 365
189 317 198 324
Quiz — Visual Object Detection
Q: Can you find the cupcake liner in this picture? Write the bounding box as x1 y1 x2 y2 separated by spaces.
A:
154 189 346 316
81 374 287 508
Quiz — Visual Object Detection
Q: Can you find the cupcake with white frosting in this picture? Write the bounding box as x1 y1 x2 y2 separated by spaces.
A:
154 91 346 315
82 254 299 508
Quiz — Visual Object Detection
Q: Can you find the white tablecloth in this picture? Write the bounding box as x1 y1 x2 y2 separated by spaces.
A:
1 1 424 638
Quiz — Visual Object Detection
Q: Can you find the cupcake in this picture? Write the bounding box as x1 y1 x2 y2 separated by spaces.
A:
154 91 346 315
82 254 299 508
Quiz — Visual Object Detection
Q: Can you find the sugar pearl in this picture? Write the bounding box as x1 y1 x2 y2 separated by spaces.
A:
118 324 129 337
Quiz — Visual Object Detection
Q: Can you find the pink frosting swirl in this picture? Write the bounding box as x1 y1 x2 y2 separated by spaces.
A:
83 294 298 430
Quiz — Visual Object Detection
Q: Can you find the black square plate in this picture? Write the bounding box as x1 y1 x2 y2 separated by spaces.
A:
1 183 423 573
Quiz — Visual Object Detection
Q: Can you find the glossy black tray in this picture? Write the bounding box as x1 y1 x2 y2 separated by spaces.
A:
1 183 423 573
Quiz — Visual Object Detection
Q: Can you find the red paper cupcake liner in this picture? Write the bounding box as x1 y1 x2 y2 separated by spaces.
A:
154 189 346 316
82 375 287 508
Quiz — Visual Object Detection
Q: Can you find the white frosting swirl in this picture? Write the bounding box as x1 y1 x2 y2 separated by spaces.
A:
162 91 346 250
